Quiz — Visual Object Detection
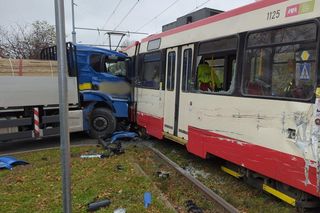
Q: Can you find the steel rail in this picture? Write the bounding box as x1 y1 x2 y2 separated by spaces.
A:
145 145 239 213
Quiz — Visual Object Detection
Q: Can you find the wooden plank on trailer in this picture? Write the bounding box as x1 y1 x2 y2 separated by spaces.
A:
0 58 58 76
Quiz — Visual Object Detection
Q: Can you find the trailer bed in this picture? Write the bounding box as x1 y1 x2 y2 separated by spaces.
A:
0 76 78 108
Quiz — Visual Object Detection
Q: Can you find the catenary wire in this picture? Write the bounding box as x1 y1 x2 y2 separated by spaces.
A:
189 0 212 13
95 0 123 44
101 0 123 29
135 0 181 32
113 0 141 31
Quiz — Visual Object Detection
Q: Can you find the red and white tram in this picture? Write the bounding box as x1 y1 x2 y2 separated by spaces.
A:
124 0 320 208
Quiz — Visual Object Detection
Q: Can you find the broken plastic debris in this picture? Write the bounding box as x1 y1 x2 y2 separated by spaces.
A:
87 199 111 212
0 156 28 170
185 200 203 213
0 161 12 170
156 171 170 179
80 154 106 159
109 131 138 143
113 208 126 213
99 139 125 155
144 192 152 208
116 165 124 171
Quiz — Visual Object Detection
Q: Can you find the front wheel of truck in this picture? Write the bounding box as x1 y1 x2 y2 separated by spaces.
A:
89 108 116 139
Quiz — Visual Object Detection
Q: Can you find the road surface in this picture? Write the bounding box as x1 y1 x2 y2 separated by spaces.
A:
0 133 97 155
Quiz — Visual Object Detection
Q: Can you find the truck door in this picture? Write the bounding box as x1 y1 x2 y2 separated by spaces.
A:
163 47 179 135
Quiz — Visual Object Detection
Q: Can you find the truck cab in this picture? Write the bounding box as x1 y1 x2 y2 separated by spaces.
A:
75 44 131 138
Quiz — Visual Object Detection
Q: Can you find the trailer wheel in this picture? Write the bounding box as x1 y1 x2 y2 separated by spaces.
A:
89 108 116 139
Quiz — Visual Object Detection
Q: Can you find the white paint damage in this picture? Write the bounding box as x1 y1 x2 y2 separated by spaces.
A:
290 100 320 191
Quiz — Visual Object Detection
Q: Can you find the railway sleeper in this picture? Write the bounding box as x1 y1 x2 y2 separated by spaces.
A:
221 162 320 212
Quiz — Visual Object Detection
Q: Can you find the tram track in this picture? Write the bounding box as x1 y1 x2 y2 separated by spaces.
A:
143 143 239 213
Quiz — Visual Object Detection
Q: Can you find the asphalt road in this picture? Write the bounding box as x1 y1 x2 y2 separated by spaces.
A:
0 133 98 155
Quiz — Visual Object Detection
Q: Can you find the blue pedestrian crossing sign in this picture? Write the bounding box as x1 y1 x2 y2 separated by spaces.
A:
299 63 311 80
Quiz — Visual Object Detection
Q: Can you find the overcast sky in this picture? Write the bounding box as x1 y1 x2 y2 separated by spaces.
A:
0 0 255 48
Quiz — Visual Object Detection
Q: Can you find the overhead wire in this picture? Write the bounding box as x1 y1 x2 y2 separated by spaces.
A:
189 0 212 13
113 0 141 31
101 0 123 29
135 0 181 32
95 0 123 44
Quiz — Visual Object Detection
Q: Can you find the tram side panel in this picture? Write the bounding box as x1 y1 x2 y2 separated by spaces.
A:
184 94 318 197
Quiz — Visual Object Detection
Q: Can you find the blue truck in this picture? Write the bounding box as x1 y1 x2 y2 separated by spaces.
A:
0 43 131 142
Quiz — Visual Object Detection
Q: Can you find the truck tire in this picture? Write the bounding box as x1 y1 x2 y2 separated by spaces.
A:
89 108 116 139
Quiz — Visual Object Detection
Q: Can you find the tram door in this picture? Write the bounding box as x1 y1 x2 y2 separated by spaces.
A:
164 47 179 135
177 44 194 139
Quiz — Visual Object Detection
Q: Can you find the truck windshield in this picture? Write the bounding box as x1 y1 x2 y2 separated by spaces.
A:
105 60 127 77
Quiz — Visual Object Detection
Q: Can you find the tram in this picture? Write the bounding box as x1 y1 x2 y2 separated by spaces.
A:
124 0 320 208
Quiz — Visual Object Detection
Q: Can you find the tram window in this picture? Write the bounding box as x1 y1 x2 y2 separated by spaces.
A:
194 36 238 94
167 51 176 91
248 23 317 47
182 49 193 92
138 52 161 89
147 39 161 51
243 23 318 100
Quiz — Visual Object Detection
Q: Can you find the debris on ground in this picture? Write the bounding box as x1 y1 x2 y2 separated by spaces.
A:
156 171 170 179
144 192 152 208
109 131 138 143
97 131 138 157
113 208 126 213
41 157 48 161
116 164 124 171
0 156 28 170
80 154 106 159
183 165 210 179
185 200 203 213
99 139 125 156
87 199 111 212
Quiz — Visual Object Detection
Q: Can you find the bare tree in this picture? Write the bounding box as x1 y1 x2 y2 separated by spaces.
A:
0 21 55 59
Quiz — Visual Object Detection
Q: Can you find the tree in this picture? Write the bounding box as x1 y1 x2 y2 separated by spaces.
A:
0 21 55 59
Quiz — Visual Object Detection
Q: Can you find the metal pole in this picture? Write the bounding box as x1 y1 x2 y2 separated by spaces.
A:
54 0 72 212
75 27 148 35
115 34 126 51
108 33 112 50
71 0 76 43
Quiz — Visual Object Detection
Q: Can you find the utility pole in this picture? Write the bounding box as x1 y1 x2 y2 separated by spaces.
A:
71 0 76 43
54 0 72 212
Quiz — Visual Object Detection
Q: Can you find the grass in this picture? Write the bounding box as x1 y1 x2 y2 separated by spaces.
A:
0 146 175 213
0 139 298 213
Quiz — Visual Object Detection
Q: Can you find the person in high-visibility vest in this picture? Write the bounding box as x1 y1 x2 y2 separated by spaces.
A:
198 62 213 91
198 61 222 92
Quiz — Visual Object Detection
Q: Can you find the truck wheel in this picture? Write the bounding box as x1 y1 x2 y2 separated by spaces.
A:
89 108 116 139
